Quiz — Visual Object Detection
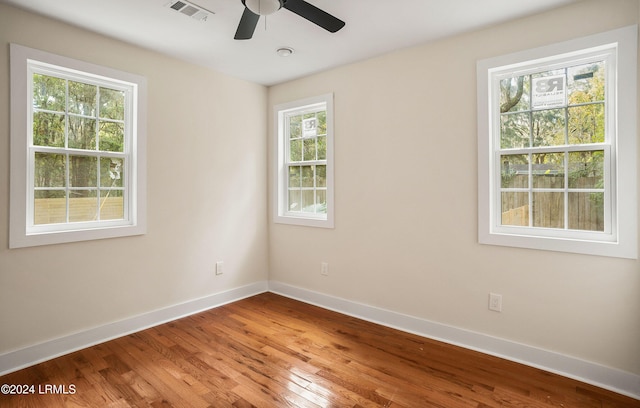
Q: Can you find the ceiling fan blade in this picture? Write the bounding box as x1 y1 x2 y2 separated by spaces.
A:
283 0 345 33
234 7 260 40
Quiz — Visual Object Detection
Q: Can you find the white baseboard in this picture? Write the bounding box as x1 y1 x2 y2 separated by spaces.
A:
268 280 640 400
0 281 269 377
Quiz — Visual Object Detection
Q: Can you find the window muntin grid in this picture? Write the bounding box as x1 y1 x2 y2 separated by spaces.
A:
284 106 328 217
27 62 133 232
494 55 612 235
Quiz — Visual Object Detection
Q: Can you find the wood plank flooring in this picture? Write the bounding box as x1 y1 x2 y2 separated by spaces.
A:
1 292 638 407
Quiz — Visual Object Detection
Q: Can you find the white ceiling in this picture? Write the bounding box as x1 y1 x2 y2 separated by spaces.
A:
2 0 581 86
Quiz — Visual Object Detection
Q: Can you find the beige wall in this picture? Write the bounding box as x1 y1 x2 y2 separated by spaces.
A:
0 4 268 353
268 0 640 375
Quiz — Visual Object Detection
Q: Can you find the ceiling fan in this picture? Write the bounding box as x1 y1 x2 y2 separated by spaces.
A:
235 0 345 40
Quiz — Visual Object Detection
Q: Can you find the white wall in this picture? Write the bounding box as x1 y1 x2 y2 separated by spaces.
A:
268 0 640 377
0 4 268 355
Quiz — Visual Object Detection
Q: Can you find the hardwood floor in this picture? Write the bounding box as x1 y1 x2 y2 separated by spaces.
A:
1 292 638 407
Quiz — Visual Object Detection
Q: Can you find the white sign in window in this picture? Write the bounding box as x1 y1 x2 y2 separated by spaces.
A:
531 75 566 108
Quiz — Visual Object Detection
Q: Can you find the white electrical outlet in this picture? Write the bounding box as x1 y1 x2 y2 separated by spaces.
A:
489 292 502 312
321 262 329 276
215 261 224 275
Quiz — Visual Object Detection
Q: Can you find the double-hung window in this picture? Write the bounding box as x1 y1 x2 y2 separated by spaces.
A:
274 94 334 228
10 44 147 248
477 26 637 258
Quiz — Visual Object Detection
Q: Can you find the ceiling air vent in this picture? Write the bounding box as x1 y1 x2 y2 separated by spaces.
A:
166 0 213 21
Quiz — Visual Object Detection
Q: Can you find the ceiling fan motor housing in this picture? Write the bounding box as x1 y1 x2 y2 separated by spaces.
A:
235 0 345 40
242 0 284 15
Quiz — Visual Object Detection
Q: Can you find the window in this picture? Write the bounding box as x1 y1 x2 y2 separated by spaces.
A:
10 44 147 248
477 26 637 258
274 94 334 228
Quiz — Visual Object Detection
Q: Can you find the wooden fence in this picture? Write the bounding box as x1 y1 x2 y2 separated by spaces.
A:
501 175 604 231
34 197 123 224
502 205 529 226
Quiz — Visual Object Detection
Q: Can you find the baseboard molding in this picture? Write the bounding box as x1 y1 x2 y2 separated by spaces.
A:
268 280 640 400
0 281 269 377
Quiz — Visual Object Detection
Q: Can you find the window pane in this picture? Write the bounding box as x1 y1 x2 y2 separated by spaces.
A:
69 190 97 222
315 190 327 214
532 109 565 147
531 69 566 110
69 116 96 149
317 136 327 160
316 165 326 187
288 166 301 188
100 190 124 220
99 88 125 120
33 111 65 147
569 192 604 231
99 121 124 152
568 151 604 188
500 112 530 149
568 61 605 104
35 153 66 187
302 190 315 213
303 138 316 161
68 80 96 116
33 74 65 111
34 190 66 225
501 192 529 226
69 155 97 187
288 189 301 211
290 139 302 162
532 153 564 188
289 115 302 138
301 166 314 187
100 157 124 188
317 110 327 135
303 117 318 138
532 192 564 228
568 103 604 144
500 76 530 113
501 154 529 188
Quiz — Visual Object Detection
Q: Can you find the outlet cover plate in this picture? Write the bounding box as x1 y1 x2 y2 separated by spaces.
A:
489 292 502 312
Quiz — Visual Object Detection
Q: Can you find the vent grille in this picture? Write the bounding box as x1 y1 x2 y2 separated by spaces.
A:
166 0 213 21
170 1 187 11
181 5 199 16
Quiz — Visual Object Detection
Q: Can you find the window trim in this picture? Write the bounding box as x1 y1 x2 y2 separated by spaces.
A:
10 44 147 248
477 26 637 259
274 93 334 228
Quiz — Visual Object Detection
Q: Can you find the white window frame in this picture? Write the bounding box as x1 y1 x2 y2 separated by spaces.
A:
274 94 334 228
477 26 637 259
10 44 147 248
